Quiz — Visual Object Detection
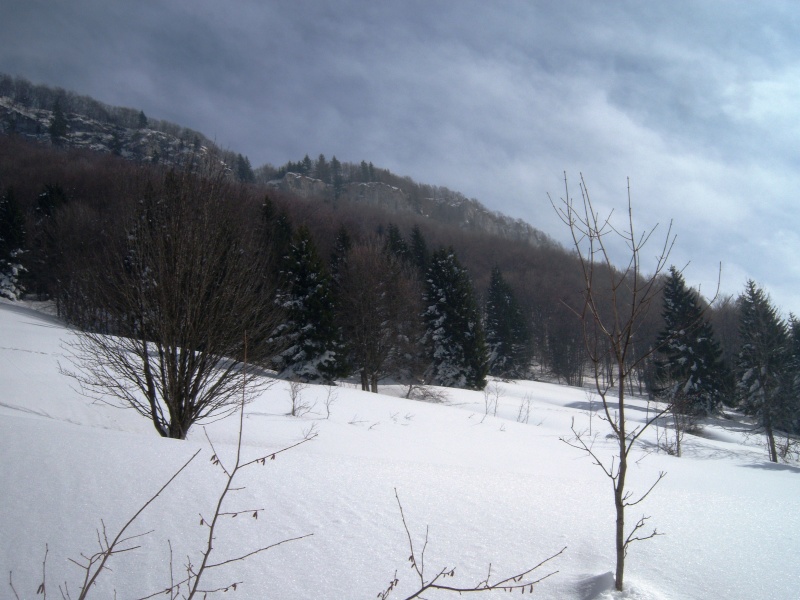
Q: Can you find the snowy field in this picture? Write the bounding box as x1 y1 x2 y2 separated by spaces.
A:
1 300 799 599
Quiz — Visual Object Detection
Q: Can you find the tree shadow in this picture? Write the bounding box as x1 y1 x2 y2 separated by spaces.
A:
575 571 615 600
566 400 653 415
739 461 800 474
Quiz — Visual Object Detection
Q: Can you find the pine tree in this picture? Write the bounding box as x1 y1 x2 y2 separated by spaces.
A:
383 224 410 263
782 316 800 435
301 154 313 176
260 195 292 274
736 280 788 462
654 267 726 416
409 225 429 276
236 154 255 183
315 154 330 183
485 266 529 379
329 224 352 285
271 226 346 382
423 247 487 389
330 155 343 199
0 187 26 300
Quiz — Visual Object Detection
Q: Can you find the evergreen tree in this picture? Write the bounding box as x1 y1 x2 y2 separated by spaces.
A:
137 110 148 129
736 280 789 462
260 195 293 278
236 154 255 183
330 155 343 198
301 154 313 176
782 315 800 435
315 154 330 183
271 226 346 382
0 187 26 300
423 247 488 389
654 267 726 416
329 224 352 285
485 266 529 379
409 225 429 276
383 224 410 263
49 98 68 145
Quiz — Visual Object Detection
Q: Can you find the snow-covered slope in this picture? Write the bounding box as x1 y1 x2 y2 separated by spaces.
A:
1 301 798 599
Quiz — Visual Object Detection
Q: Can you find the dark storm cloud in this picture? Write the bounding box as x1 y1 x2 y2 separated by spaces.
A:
2 0 799 312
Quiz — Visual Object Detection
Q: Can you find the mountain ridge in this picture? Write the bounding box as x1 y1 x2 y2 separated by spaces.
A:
0 73 554 248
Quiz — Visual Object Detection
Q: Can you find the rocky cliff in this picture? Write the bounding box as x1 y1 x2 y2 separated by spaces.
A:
0 95 217 167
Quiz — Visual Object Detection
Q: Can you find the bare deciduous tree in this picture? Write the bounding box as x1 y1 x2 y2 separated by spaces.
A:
552 174 673 592
62 163 283 439
338 240 423 393
14 346 316 600
287 378 313 417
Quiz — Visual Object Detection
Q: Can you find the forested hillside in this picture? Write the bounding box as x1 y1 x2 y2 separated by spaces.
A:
2 76 799 463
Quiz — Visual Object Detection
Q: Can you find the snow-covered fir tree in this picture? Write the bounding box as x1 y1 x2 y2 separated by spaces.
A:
782 315 800 435
423 247 487 390
0 187 26 300
271 226 346 382
485 266 529 379
654 267 726 416
736 280 789 462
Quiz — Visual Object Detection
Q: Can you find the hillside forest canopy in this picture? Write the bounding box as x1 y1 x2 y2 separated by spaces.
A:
1 82 799 457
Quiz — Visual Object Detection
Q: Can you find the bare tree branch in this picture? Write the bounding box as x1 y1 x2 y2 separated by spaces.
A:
380 489 565 599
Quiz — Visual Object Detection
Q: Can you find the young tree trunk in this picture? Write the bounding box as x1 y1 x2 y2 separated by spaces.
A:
766 421 778 463
361 369 369 392
614 370 628 591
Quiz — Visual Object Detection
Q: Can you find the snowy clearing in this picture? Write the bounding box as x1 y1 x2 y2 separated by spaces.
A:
1 301 798 599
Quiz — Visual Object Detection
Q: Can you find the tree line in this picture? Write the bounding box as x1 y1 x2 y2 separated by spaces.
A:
1 134 798 456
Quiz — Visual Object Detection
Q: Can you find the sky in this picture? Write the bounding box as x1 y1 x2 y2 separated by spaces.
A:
2 1 800 314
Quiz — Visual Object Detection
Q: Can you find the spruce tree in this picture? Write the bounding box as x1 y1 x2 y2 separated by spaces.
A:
301 154 313 176
271 226 346 382
654 267 725 416
330 155 343 199
423 247 487 389
329 224 352 285
782 316 800 435
260 195 293 275
315 154 330 183
736 280 788 462
236 154 255 183
485 266 529 379
0 187 26 300
409 225 429 276
383 224 410 263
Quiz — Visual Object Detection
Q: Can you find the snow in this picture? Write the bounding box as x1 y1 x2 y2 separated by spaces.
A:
1 301 799 599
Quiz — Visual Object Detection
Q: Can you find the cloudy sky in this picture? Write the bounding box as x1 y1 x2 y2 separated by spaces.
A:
3 1 800 314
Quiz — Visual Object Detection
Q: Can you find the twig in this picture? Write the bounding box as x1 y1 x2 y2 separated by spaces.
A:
380 489 565 598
